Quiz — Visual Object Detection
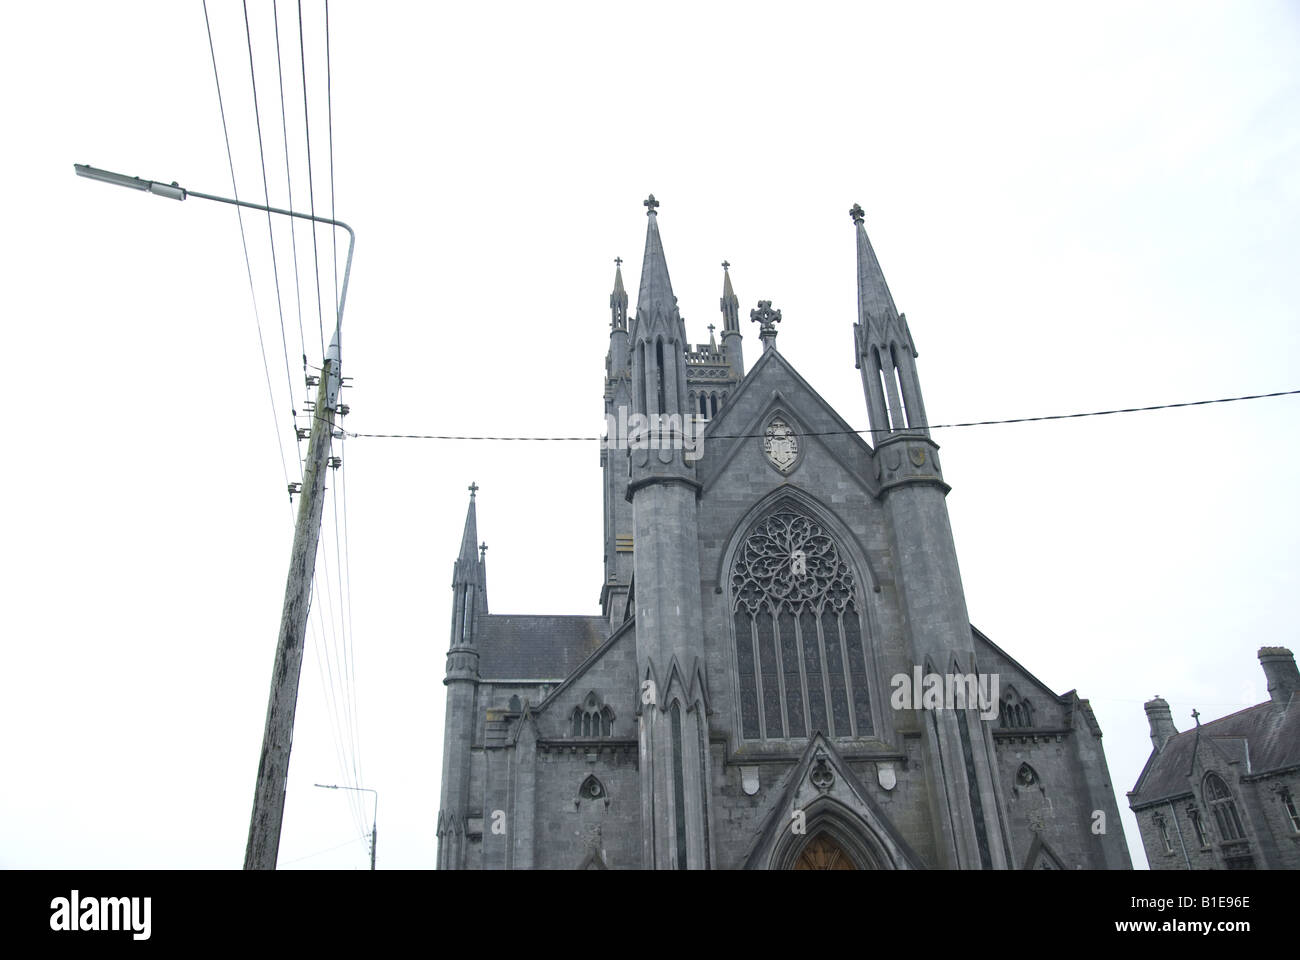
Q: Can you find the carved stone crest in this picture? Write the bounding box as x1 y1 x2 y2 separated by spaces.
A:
908 446 926 467
763 417 799 473
810 754 835 792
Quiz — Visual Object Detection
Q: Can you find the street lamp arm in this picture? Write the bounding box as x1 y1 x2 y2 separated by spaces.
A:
74 164 356 353
188 188 356 362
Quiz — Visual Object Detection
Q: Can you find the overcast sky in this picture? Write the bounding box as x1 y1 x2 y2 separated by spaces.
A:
2 1 1297 870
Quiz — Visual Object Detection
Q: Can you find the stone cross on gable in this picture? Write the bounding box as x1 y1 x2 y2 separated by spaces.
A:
644 194 659 214
614 257 622 267
721 260 730 271
850 203 865 224
468 482 479 499
750 300 782 328
1191 708 1201 726
750 300 782 353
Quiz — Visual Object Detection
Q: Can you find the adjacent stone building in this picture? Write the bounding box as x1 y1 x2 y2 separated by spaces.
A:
1128 647 1300 869
435 198 1134 870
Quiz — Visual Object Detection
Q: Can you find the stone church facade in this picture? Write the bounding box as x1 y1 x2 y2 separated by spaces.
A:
436 198 1133 870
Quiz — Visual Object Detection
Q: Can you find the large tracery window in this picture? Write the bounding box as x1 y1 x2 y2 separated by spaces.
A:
731 509 873 741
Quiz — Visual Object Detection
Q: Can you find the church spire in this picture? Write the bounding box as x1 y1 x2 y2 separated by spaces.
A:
454 482 480 582
852 203 900 331
851 204 927 440
719 261 744 376
451 482 487 637
610 257 628 331
632 194 684 343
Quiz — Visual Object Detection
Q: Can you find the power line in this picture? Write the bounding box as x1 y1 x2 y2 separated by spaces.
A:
271 0 311 392
340 388 1300 442
297 0 327 363
242 0 298 433
202 0 292 492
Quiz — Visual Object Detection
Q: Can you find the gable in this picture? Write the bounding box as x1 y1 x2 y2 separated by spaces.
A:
698 348 876 496
741 733 924 869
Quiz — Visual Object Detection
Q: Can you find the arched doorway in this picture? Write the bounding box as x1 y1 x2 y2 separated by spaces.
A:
793 832 857 870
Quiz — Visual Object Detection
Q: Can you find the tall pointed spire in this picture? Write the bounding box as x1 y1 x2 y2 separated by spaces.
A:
851 204 927 439
633 194 683 341
851 203 899 332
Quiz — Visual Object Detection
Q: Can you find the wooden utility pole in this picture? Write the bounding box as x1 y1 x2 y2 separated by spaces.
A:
244 345 339 870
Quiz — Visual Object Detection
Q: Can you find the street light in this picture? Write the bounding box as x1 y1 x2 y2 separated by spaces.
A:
75 163 357 871
315 784 378 870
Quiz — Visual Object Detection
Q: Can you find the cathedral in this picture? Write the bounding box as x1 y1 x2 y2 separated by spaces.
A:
436 197 1133 870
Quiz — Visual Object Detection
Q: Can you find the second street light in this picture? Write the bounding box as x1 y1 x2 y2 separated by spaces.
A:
315 783 378 870
74 163 357 871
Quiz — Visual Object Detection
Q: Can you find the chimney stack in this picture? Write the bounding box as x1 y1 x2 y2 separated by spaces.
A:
1258 647 1298 705
1144 696 1178 752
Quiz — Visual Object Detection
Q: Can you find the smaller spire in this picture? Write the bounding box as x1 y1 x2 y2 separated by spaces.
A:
610 257 628 330
707 323 717 349
458 484 480 567
479 541 488 562
453 483 482 593
719 261 739 332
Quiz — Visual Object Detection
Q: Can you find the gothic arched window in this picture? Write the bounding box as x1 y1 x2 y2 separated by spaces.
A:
999 686 1034 729
1204 773 1245 842
731 507 873 741
571 691 614 738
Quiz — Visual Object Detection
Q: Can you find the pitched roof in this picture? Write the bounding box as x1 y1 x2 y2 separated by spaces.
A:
476 614 608 681
1128 698 1300 807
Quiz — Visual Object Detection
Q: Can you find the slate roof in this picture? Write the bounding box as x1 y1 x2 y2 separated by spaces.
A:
1128 697 1300 808
476 614 608 681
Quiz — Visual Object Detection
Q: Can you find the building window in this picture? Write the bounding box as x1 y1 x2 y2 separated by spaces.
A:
1281 789 1300 833
998 685 1034 729
730 507 872 741
1188 806 1208 848
571 691 614 737
1154 815 1173 854
1203 773 1246 842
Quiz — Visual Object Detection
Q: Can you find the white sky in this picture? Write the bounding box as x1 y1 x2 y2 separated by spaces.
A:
2 1 1297 870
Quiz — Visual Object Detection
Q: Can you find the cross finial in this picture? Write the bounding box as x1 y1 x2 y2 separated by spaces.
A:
849 203 865 225
707 323 716 335
721 260 730 271
750 300 782 352
468 482 479 499
644 194 659 214
614 256 622 267
750 300 782 328
479 541 488 560
1191 708 1201 726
